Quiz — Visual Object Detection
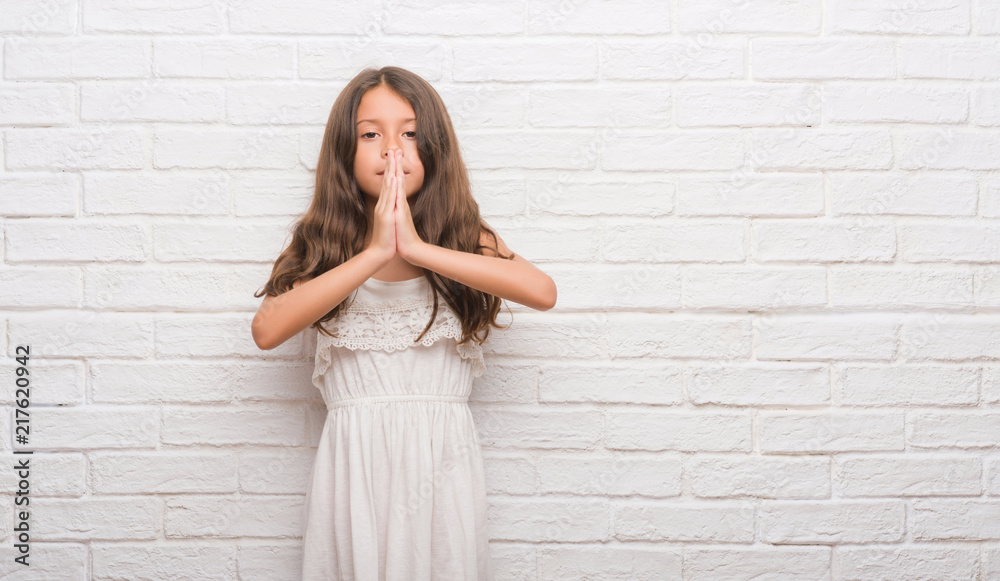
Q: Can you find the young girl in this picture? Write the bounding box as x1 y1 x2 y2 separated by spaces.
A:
251 66 557 580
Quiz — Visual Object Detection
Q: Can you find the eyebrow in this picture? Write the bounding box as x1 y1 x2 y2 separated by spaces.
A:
356 117 416 125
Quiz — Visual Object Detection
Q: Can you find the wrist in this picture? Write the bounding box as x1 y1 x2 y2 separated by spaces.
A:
401 240 430 267
360 246 394 269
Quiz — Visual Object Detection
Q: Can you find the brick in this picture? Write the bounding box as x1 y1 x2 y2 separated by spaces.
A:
981 1 1000 33
754 219 896 262
0 82 74 125
539 546 681 580
604 314 752 360
154 39 293 79
752 39 894 79
759 500 905 543
29 406 159 450
0 173 77 216
470 362 539 404
756 314 899 361
901 222 1000 262
90 452 238 494
825 82 969 123
486 497 610 542
984 367 1000 404
530 85 670 128
484 312 605 359
604 130 744 171
298 40 445 81
901 40 1000 79
162 405 306 446
525 174 673 216
540 263 681 310
678 0 821 33
33 498 159 540
836 545 980 581
974 85 1000 126
899 129 1000 170
81 80 223 123
164 496 303 538
603 220 747 262
460 130 601 170
238 450 315 494
539 361 685 405
614 499 754 542
529 0 670 34
752 129 893 170
228 83 352 126
911 499 1000 540
688 455 830 498
6 128 146 170
84 0 224 33
829 171 977 216
0 267 82 308
835 453 981 496
676 174 824 217
0 361 83 406
489 222 598 262
683 266 827 310
602 39 745 80
237 544 302 581
154 128 299 170
92 544 237 580
901 314 1000 360
677 83 820 127
830 265 973 308
829 0 971 34
233 170 315 217
153 221 293 262
688 363 829 406
229 0 371 33
453 40 597 82
389 1 525 34
8 313 153 358
836 364 978 406
0 452 84 496
606 411 751 452
6 219 146 262
5 38 149 79
438 84 526 129
0 0 76 34
84 169 230 215
537 453 682 496
908 412 1000 448
0 543 86 579
471 407 601 450
684 547 830 580
760 411 905 453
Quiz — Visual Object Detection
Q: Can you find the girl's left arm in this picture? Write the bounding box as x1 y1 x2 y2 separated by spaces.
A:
402 226 557 311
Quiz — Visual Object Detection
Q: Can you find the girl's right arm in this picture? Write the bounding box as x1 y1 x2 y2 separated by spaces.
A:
251 247 391 351
254 147 400 350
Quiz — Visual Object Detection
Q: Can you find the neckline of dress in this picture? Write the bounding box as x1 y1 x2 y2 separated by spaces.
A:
365 275 426 286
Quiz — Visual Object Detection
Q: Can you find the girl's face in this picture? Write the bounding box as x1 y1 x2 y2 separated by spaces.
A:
353 85 426 202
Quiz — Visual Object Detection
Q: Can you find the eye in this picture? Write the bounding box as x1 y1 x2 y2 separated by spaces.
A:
360 131 377 139
404 131 416 138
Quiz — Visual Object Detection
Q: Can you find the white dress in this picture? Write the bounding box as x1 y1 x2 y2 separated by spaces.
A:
301 275 494 581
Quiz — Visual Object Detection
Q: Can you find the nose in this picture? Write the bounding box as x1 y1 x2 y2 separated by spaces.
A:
383 141 402 159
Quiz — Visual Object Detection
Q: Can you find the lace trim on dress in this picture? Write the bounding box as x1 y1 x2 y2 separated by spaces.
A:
312 294 486 388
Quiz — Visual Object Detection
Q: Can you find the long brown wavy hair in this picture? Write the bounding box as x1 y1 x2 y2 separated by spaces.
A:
254 66 513 347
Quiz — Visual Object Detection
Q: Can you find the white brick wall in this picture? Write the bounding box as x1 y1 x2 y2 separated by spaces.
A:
1 0 999 579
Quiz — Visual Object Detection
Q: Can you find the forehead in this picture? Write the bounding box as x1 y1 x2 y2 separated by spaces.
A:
356 85 415 123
